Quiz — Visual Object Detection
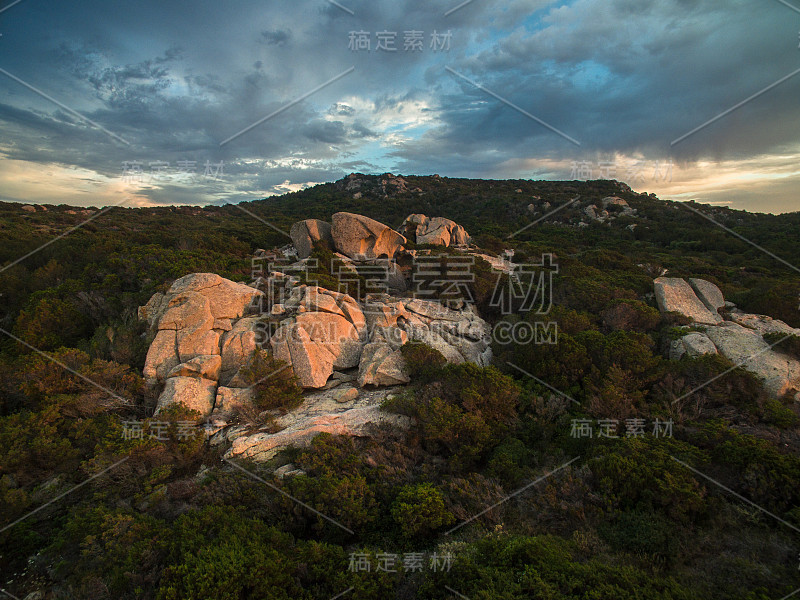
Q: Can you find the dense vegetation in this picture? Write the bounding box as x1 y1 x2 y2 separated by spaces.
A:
1 174 799 598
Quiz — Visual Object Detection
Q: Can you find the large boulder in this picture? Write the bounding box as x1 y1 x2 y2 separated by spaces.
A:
138 292 168 327
688 278 725 315
141 274 262 385
154 376 217 421
143 329 180 382
331 212 406 260
167 273 261 321
401 214 470 247
358 342 410 386
270 312 363 388
669 331 718 360
290 219 334 259
219 317 262 386
167 355 222 380
210 386 256 424
298 286 367 333
654 277 722 325
704 322 800 400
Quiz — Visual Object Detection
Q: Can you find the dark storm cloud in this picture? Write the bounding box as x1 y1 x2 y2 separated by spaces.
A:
261 29 292 46
0 0 798 208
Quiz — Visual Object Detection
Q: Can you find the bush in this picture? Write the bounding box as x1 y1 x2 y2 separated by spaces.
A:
588 436 708 522
390 483 454 539
598 510 679 561
157 506 373 600
417 533 693 599
384 364 520 470
692 421 800 514
14 295 92 351
238 350 303 414
600 299 661 332
764 332 800 361
760 398 799 428
399 342 447 381
283 434 381 535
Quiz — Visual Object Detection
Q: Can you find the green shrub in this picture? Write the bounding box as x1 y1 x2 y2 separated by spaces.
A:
238 350 303 413
384 364 520 470
764 332 800 361
399 341 447 381
588 436 708 522
418 533 693 599
390 483 454 539
13 295 91 352
693 421 800 514
598 509 679 560
157 506 373 600
761 397 799 428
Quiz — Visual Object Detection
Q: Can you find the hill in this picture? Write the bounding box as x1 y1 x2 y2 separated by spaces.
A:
1 175 799 599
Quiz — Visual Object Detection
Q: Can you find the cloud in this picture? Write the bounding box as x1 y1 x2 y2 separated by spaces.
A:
0 0 797 212
261 29 292 46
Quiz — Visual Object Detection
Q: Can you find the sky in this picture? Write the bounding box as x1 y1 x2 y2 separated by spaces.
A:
1 0 799 213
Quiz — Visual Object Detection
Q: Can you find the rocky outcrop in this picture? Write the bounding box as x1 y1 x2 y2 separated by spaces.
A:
654 277 722 325
222 387 410 462
141 268 492 418
141 273 263 420
400 214 470 247
267 284 492 389
654 277 800 400
602 196 635 216
139 213 495 458
290 219 334 259
331 212 406 260
704 322 800 399
669 331 717 360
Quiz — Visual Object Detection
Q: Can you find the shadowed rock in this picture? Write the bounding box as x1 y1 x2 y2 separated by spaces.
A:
290 219 333 259
331 212 406 260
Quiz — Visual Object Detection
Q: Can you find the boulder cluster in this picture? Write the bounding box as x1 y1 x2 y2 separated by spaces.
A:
269 284 491 390
337 172 424 198
289 211 470 261
654 277 800 400
138 212 489 458
399 214 470 247
580 196 636 226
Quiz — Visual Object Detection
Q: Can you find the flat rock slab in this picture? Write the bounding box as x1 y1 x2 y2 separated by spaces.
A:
224 386 408 461
728 312 800 337
654 277 722 325
688 278 725 314
704 322 800 400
